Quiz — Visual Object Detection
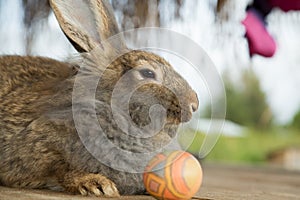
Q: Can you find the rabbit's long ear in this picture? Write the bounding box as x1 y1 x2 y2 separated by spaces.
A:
50 0 126 52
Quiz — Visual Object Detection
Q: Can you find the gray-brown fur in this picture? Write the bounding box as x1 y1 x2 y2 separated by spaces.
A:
0 0 198 197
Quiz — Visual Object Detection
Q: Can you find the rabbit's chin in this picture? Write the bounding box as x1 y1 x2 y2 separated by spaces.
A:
164 123 178 138
180 110 193 123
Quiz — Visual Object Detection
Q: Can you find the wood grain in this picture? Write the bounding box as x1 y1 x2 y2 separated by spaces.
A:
1 164 299 200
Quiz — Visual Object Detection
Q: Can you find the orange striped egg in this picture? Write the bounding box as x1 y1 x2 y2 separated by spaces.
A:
143 150 202 200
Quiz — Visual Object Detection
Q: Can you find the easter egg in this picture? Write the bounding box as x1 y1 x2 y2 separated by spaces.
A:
143 150 203 200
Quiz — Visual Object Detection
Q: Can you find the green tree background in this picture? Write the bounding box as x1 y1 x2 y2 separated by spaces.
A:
205 69 273 128
290 109 300 130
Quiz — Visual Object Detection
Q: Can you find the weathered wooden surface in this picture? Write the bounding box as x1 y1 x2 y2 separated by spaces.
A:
200 164 300 200
1 164 300 200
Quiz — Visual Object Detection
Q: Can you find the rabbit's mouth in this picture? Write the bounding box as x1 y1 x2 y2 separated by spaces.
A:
128 101 193 125
166 100 194 124
127 89 196 128
168 110 192 124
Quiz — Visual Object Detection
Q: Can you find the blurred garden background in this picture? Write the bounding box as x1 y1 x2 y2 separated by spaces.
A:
0 0 300 170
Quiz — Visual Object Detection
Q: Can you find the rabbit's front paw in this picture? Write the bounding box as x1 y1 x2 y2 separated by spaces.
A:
63 172 120 197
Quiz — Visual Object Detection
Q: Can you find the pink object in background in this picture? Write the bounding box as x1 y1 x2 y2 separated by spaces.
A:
268 0 300 12
242 10 276 57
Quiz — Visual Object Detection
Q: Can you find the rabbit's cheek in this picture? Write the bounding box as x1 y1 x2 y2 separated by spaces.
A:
128 101 150 123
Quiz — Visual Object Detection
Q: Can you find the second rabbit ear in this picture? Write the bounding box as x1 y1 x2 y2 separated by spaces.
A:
50 0 126 52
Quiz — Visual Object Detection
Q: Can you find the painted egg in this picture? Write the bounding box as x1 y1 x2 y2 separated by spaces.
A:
143 150 203 200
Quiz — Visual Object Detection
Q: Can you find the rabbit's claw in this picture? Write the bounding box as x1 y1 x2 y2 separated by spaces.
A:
64 173 120 197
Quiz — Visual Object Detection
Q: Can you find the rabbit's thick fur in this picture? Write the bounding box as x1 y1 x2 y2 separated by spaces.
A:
0 0 198 197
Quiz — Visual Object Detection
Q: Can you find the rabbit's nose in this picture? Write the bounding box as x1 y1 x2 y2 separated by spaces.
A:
191 102 198 112
189 92 199 113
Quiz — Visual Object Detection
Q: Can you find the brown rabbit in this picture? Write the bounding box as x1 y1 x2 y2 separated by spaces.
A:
0 0 198 197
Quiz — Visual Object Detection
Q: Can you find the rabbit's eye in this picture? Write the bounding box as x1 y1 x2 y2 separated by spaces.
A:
139 69 156 79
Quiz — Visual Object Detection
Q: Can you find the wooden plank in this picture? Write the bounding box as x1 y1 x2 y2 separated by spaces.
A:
1 164 299 200
0 186 153 200
200 164 300 200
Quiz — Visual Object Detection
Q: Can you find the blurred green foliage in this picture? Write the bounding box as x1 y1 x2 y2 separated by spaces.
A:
186 69 299 164
290 109 300 130
178 130 206 155
206 128 300 163
179 128 300 164
205 69 273 128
